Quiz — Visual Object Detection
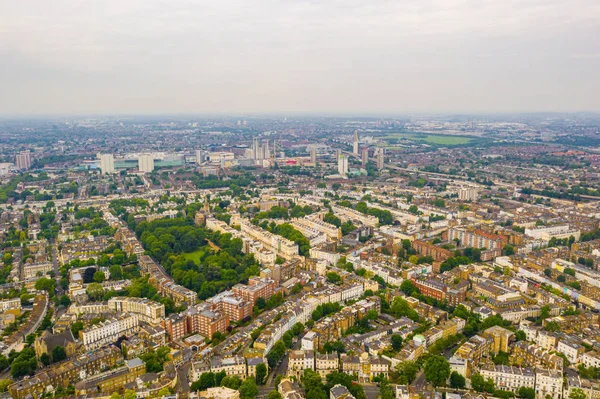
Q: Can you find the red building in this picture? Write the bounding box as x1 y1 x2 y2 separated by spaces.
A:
232 277 276 305
412 240 452 262
412 278 447 302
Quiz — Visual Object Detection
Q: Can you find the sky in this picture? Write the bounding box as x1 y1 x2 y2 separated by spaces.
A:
1 0 599 116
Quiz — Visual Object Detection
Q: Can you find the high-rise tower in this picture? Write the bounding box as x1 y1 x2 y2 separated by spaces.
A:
353 130 359 155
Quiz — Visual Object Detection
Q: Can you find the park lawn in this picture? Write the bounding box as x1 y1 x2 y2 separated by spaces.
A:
384 133 474 145
182 249 205 263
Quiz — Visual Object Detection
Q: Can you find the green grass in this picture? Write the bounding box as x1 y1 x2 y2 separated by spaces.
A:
384 133 474 145
182 249 205 263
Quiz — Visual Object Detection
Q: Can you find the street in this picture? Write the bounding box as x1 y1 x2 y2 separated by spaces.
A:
176 360 192 398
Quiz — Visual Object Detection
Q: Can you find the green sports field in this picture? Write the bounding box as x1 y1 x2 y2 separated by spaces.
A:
384 133 474 145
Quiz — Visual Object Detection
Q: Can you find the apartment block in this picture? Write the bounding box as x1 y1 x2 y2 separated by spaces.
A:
479 365 535 393
232 277 277 305
108 297 165 325
80 315 139 350
240 220 299 259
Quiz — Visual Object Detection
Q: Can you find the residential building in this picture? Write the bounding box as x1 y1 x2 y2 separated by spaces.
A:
138 154 155 173
99 153 115 174
16 151 32 170
80 314 139 350
108 297 165 325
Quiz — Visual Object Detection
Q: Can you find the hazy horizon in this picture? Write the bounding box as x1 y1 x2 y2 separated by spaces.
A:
2 0 600 116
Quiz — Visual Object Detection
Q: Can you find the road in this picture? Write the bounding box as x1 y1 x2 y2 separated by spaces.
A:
50 241 64 296
176 360 192 398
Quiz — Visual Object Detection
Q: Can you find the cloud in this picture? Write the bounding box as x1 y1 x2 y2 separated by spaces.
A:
0 0 599 114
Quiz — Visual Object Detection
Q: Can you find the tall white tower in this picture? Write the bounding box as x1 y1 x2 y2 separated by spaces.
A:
361 147 369 167
99 154 115 174
377 149 385 170
353 130 359 155
338 154 348 177
138 154 155 173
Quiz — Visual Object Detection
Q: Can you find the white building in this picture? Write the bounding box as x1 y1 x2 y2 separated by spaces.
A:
338 154 348 176
479 365 535 393
458 187 479 201
138 154 155 173
376 150 384 170
535 369 563 399
108 297 165 325
582 352 600 369
353 130 360 155
80 315 139 350
556 339 584 364
16 151 32 170
0 163 12 176
99 153 115 174
524 225 580 242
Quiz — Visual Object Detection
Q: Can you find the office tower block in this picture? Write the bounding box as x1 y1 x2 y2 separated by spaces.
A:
99 154 115 174
377 150 385 170
16 151 32 170
138 154 155 173
361 147 369 167
353 130 359 155
338 154 348 176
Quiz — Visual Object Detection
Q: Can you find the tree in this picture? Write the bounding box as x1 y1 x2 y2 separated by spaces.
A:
391 334 403 351
471 373 495 393
515 330 527 341
40 353 50 366
400 280 419 296
518 387 536 399
396 360 419 384
282 331 293 348
0 380 12 393
51 346 67 362
502 245 515 256
471 373 485 392
255 363 267 385
191 372 216 391
158 387 171 397
255 297 267 309
124 390 137 399
545 321 561 332
34 277 56 294
570 388 587 399
326 272 342 284
109 265 123 280
323 341 345 354
540 305 551 320
58 294 71 307
268 391 282 399
86 282 104 301
544 268 552 278
266 340 286 368
424 355 450 386
292 322 304 336
449 371 466 389
110 392 122 399
93 271 106 283
239 378 258 399
71 321 85 337
221 375 242 390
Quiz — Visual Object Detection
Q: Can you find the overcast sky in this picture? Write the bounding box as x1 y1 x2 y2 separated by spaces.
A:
1 0 599 116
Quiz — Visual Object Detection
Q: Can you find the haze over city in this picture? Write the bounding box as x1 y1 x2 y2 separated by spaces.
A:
2 0 600 116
